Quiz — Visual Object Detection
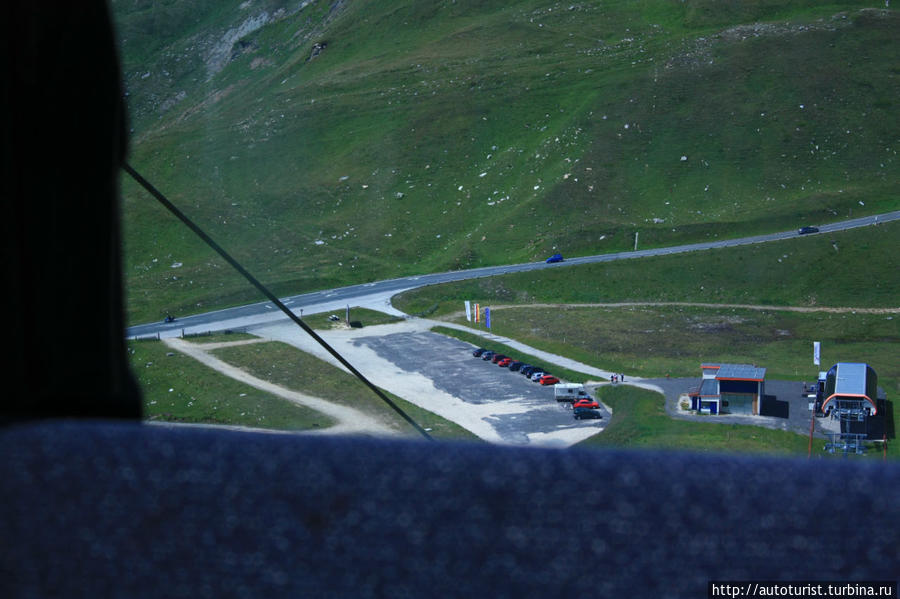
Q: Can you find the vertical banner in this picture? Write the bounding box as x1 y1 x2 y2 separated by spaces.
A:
474 303 480 323
485 307 491 329
813 341 821 366
464 301 472 322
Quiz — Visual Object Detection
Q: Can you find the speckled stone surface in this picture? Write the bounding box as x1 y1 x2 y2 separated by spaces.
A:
2 421 898 598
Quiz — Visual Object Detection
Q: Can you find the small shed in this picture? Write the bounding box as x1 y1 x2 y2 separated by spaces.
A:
690 363 767 415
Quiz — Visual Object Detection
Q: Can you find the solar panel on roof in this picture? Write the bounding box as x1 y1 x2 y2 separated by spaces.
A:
715 363 766 380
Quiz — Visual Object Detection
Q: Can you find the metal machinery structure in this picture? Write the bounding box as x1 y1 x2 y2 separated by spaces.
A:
818 363 880 456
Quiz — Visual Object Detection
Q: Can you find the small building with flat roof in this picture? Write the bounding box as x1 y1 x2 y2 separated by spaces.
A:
689 363 767 415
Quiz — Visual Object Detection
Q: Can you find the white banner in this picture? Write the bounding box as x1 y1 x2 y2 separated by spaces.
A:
464 301 472 322
813 341 821 366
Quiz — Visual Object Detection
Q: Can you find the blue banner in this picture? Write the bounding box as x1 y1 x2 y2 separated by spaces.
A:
485 307 491 328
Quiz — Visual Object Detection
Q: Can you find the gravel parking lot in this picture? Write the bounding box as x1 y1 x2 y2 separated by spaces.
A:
354 331 610 445
247 316 850 447
252 318 608 447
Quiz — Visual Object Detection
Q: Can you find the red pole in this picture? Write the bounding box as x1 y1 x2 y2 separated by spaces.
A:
807 410 815 459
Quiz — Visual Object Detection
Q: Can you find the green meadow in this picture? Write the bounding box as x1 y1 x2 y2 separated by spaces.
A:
114 1 897 455
130 336 477 440
112 1 899 324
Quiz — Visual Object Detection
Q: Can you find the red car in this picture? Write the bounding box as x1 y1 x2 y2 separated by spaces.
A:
573 398 599 409
539 375 560 386
497 358 512 367
491 354 507 364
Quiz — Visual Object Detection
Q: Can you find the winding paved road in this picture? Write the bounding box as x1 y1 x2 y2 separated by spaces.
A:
127 210 899 339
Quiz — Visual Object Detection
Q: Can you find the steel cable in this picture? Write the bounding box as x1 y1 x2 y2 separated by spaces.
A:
123 162 434 441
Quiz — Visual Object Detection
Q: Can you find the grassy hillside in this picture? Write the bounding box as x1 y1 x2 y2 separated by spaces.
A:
393 219 900 312
395 221 900 394
112 1 899 324
130 337 336 429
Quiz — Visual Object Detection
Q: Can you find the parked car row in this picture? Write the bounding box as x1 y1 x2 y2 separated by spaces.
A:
471 347 602 421
472 348 560 385
572 396 603 419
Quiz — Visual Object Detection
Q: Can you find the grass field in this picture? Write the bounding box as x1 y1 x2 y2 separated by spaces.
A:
130 336 479 441
580 385 811 455
393 225 899 384
390 215 897 456
393 219 900 315
578 384 896 459
430 308 897 456
392 219 898 395
304 307 405 330
116 1 897 457
130 338 335 430
437 306 898 392
210 339 477 439
130 216 897 450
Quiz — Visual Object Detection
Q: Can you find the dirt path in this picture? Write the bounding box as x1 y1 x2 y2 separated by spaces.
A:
442 301 899 317
163 337 399 438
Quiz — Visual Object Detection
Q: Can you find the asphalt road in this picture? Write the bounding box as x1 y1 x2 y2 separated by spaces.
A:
126 210 900 339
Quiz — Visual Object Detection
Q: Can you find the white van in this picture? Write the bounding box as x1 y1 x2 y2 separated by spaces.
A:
553 383 589 402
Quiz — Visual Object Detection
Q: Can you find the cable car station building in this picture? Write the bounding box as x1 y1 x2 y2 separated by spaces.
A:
819 362 879 418
689 363 767 415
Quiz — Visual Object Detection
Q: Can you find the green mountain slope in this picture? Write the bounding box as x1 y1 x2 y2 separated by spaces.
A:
112 0 899 324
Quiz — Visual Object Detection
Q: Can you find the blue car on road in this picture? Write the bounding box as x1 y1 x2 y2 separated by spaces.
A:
546 253 564 263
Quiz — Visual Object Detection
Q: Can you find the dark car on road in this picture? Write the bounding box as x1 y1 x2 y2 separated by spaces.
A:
521 366 536 377
481 351 495 361
472 347 486 357
574 407 603 420
509 361 523 372
798 226 819 235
